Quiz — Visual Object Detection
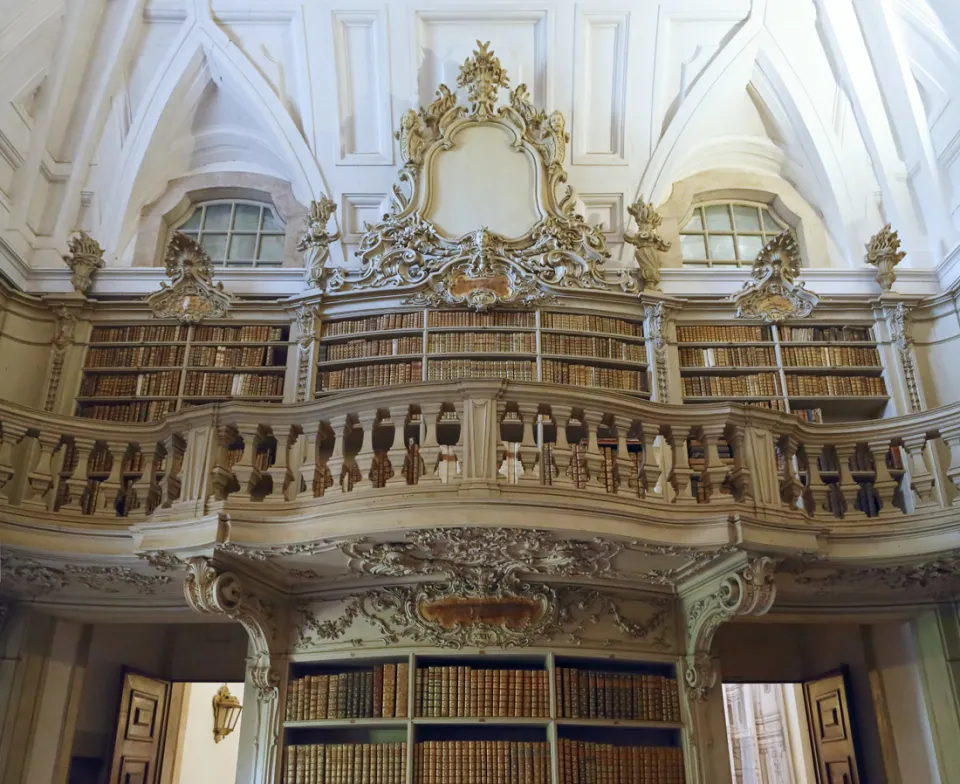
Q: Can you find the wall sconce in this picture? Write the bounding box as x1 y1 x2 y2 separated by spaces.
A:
212 684 242 743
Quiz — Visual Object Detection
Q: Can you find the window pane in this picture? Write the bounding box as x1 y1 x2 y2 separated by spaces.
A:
708 234 737 261
737 235 765 261
233 204 261 231
705 205 733 231
179 210 202 231
760 208 782 233
680 234 708 260
228 234 257 261
203 204 232 231
682 209 703 232
200 233 227 261
733 205 762 232
258 235 284 262
261 209 282 232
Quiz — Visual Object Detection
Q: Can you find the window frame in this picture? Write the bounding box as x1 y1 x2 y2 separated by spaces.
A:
172 198 287 269
678 200 789 268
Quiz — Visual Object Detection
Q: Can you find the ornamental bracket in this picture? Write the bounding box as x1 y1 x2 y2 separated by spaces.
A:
680 556 777 701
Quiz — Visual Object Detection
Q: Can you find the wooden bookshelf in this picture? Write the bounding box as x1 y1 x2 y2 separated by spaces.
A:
316 310 651 397
75 322 289 422
677 322 890 422
281 652 685 784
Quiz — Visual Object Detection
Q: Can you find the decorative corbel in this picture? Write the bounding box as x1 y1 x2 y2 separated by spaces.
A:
731 231 819 323
887 301 923 412
63 231 105 294
681 556 777 701
294 304 318 403
183 557 280 700
865 224 905 293
624 200 671 291
147 233 233 323
297 197 340 289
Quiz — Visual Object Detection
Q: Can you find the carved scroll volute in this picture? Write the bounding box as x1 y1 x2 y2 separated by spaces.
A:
183 557 280 699
681 556 777 701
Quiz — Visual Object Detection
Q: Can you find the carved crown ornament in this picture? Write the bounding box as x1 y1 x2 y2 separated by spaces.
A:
63 230 105 294
865 223 906 293
146 232 234 323
731 231 819 323
300 41 643 309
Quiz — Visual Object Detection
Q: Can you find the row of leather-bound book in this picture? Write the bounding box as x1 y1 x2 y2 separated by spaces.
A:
554 670 680 722
286 664 410 721
284 742 406 784
415 667 550 718
415 741 550 784
558 740 684 784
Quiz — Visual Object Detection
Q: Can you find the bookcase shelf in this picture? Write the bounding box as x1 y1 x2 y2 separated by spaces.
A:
677 321 890 423
316 310 652 397
74 322 289 422
281 651 686 784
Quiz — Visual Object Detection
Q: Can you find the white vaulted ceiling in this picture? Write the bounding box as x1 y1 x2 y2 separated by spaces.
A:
0 0 959 282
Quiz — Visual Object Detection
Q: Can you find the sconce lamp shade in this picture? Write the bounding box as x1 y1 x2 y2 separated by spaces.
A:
212 685 243 743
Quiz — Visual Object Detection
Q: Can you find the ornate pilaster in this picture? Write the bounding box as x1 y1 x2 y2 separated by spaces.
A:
681 556 777 701
865 224 905 293
887 301 923 413
183 557 280 699
294 304 318 403
644 301 672 402
63 230 104 294
297 197 340 289
624 200 671 291
44 305 78 412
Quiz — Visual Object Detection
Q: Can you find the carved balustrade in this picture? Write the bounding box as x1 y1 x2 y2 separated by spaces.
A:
1 383 959 530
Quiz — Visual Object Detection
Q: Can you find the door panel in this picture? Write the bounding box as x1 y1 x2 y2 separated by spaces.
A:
804 671 861 784
108 673 171 784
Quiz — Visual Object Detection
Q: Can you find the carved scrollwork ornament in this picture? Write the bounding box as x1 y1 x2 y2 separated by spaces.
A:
888 301 922 412
298 197 340 288
644 301 671 401
183 557 280 700
683 557 777 701
293 304 318 402
865 224 906 293
147 233 233 323
624 200 671 291
63 230 105 294
315 41 639 309
731 232 819 323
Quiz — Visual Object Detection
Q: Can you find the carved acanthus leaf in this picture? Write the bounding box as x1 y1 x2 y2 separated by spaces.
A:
865 224 905 293
731 232 818 323
298 197 340 288
624 200 671 291
147 233 233 323
63 230 105 294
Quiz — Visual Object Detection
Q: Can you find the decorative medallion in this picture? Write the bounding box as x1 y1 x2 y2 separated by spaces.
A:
147 232 233 323
63 230 105 294
731 231 819 323
309 41 640 310
624 200 671 291
865 224 905 293
297 197 340 289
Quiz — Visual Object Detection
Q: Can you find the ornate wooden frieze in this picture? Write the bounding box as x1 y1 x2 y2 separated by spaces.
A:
309 41 641 309
63 230 105 294
147 232 233 323
681 556 777 701
731 232 819 323
865 224 905 293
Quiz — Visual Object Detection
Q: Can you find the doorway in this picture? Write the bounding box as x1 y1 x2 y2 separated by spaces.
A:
165 682 245 784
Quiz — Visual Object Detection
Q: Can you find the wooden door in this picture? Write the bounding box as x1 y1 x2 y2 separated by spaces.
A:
804 671 862 784
108 672 171 784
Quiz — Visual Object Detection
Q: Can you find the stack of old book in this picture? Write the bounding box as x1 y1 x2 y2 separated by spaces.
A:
415 741 549 784
558 740 684 784
284 742 406 784
415 666 550 717
554 668 680 721
285 662 410 720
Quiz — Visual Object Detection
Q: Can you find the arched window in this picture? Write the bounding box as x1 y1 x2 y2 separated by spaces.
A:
173 199 286 268
679 202 788 267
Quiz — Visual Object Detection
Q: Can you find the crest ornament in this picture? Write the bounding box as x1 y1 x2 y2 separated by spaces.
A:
63 230 104 294
865 224 906 293
147 233 233 323
314 41 639 309
624 200 671 291
298 196 340 288
731 231 818 323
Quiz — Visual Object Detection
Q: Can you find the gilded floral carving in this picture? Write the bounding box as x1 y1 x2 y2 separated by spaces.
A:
865 224 906 293
147 232 233 323
731 232 818 323
63 230 105 294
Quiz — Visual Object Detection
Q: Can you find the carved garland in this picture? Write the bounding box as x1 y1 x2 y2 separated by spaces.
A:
147 233 233 323
303 41 640 309
682 557 777 701
731 232 819 323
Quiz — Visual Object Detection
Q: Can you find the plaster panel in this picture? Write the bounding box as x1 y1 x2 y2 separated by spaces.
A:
572 10 630 164
332 9 394 165
578 192 624 238
342 192 387 240
414 10 548 109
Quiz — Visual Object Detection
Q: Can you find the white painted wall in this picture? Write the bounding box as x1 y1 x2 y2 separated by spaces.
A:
173 682 245 784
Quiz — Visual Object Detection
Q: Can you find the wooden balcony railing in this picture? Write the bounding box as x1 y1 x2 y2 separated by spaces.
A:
1 381 958 533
